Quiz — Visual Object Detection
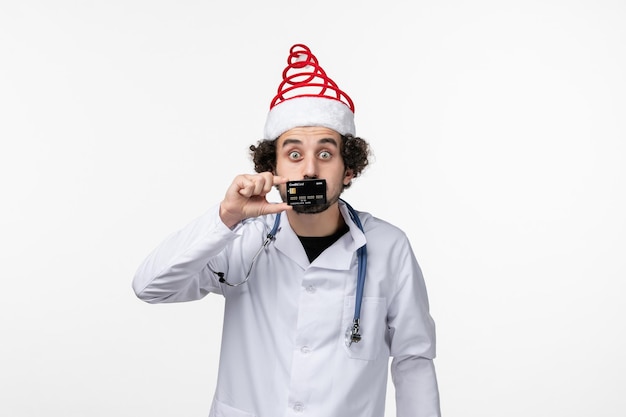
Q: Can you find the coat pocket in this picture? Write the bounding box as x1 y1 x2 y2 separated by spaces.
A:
341 296 387 361
209 397 256 417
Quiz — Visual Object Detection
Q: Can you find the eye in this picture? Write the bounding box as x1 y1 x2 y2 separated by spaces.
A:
319 150 332 160
288 151 302 160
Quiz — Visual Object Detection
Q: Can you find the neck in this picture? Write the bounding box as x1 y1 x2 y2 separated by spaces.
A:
286 202 345 237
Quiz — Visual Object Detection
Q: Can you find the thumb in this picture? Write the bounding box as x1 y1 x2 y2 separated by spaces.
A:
257 201 291 216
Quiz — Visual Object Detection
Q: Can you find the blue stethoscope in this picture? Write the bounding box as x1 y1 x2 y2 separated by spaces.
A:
212 199 367 347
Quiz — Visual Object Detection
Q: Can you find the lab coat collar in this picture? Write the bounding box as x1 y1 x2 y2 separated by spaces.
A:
273 200 366 271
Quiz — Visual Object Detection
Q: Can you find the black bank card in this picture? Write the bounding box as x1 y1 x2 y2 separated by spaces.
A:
286 179 327 206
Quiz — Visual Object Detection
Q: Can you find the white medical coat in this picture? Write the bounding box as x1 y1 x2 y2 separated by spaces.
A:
133 201 440 417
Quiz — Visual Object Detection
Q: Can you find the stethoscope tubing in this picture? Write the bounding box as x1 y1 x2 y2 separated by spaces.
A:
213 199 367 346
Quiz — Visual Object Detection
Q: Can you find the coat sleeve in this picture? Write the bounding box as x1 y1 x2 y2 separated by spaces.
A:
132 205 239 303
387 236 441 417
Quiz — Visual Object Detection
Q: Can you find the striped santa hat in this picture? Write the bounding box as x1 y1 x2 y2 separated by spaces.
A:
263 44 355 140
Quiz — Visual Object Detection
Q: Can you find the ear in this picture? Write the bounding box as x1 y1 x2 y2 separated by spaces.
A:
343 169 355 186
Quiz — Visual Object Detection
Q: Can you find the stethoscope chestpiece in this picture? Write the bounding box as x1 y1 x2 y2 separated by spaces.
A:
345 318 361 347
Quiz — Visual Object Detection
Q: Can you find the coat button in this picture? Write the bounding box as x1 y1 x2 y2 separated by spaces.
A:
305 285 316 293
293 402 305 412
300 346 311 355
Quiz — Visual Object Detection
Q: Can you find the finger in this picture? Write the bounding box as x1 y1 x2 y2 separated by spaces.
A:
244 174 269 195
260 202 292 216
256 172 278 195
236 176 256 198
272 175 289 186
252 172 280 196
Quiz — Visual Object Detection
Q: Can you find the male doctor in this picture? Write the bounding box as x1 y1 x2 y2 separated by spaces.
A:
133 44 441 417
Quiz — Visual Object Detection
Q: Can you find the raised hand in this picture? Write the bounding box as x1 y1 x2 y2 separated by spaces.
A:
219 172 291 228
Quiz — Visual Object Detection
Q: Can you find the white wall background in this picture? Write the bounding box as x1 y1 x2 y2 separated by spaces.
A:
1 1 625 416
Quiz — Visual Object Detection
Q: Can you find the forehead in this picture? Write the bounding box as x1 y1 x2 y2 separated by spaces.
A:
277 126 341 146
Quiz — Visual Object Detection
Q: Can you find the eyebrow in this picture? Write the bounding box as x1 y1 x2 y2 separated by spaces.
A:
281 137 339 148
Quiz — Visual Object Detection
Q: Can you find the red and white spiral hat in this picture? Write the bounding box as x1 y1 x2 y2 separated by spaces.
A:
263 44 355 140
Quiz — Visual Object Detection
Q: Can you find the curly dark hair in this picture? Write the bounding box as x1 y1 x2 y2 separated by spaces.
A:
249 134 371 189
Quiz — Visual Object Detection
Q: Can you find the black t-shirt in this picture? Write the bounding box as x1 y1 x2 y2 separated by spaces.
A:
297 224 350 263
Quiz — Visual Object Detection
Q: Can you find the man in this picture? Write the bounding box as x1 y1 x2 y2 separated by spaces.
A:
133 43 440 417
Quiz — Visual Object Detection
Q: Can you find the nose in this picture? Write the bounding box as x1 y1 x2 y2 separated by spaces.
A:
302 155 318 179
